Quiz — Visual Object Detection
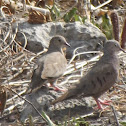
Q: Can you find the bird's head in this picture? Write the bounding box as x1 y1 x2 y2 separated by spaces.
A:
48 35 70 52
103 40 126 54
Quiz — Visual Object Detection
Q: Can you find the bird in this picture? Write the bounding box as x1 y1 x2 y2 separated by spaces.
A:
27 35 70 93
51 40 126 109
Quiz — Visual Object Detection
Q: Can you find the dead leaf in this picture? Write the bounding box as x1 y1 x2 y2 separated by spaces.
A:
35 0 46 8
2 4 14 15
112 0 124 8
35 0 54 7
46 0 54 6
28 9 47 24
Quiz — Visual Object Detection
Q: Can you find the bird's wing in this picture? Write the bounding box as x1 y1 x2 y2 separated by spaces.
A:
79 63 118 97
41 52 67 79
51 63 118 104
31 56 45 79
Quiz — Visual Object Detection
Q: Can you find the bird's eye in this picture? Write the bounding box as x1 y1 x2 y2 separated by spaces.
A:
58 39 61 42
114 44 117 47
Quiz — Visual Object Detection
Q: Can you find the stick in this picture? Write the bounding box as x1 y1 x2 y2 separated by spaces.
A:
5 86 47 123
111 105 120 126
3 0 50 15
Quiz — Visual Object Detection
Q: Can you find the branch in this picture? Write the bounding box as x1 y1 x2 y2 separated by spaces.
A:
5 86 47 122
3 0 50 15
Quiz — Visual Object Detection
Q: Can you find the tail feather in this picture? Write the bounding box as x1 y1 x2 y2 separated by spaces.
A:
51 85 79 105
26 79 47 94
51 91 69 105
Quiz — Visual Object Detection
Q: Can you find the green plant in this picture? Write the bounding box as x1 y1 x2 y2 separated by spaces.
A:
63 8 86 23
120 122 126 126
56 117 89 126
48 3 86 23
92 14 113 39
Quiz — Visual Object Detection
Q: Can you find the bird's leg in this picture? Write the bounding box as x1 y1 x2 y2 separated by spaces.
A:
98 98 111 105
51 86 66 92
95 99 103 109
94 98 111 110
47 80 66 92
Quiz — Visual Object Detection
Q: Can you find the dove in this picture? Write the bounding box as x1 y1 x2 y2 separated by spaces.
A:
27 35 70 93
51 40 125 109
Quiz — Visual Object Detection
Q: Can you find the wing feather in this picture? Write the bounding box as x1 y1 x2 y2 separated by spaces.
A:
79 63 118 97
41 52 67 79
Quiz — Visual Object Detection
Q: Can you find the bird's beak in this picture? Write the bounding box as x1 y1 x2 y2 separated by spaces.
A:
120 48 126 53
65 42 71 47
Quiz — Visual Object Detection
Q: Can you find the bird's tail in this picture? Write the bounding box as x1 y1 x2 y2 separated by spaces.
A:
26 83 40 94
51 85 80 105
26 79 47 94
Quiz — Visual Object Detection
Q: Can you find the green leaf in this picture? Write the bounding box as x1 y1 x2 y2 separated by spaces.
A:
42 111 56 126
28 115 34 126
120 122 126 126
49 4 60 21
82 16 87 23
53 5 60 17
74 14 82 22
92 14 113 39
64 8 77 22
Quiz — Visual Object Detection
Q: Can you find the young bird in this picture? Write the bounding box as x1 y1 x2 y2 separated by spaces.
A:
51 40 125 109
27 35 70 93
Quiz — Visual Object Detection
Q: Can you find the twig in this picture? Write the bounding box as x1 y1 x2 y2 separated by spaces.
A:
55 0 78 20
7 90 26 103
4 100 24 113
111 105 120 126
4 80 30 86
64 54 100 75
69 50 101 64
57 74 81 86
2 69 24 84
3 23 11 43
0 6 11 18
91 0 112 11
5 86 47 123
0 110 17 121
29 49 47 62
0 23 16 53
16 31 28 50
3 0 50 15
